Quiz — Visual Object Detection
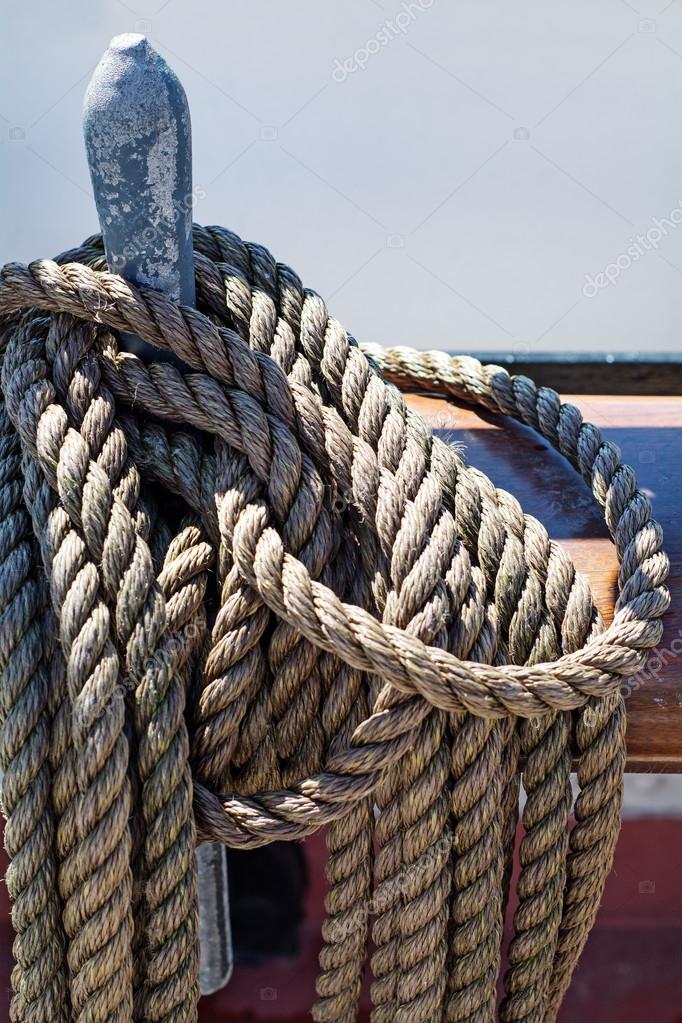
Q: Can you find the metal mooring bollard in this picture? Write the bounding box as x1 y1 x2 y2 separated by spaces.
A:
83 33 233 996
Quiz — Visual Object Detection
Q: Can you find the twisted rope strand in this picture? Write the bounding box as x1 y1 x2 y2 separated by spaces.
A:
3 314 135 1023
0 230 670 1023
43 314 204 1023
0 319 69 1023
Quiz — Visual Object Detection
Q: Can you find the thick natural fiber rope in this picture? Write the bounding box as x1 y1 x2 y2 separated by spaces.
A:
0 226 669 1023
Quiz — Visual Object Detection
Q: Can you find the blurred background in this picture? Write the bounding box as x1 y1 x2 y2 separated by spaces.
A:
1 3 681 1021
3 0 682 354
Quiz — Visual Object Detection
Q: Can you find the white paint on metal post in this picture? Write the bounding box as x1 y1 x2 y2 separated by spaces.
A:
83 34 233 994
83 34 194 313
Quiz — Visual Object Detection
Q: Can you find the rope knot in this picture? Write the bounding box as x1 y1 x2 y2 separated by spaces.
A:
0 225 669 1023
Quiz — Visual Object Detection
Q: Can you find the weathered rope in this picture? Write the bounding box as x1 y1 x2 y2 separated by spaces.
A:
0 226 669 1023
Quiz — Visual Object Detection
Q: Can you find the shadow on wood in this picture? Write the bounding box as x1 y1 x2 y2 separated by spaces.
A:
406 391 682 772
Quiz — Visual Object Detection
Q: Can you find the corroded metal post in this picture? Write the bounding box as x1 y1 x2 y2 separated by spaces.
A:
83 33 233 995
83 33 195 332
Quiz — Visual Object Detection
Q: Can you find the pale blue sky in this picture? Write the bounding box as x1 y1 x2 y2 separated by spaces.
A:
2 0 682 353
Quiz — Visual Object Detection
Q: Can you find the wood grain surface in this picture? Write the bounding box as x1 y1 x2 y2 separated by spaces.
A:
404 392 682 772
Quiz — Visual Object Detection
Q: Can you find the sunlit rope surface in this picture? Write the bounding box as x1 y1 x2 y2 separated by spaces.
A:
0 226 669 1023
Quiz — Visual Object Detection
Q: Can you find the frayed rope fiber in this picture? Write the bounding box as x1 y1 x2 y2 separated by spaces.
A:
0 226 669 1023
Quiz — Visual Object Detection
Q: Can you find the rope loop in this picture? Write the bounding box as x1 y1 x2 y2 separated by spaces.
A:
0 226 669 1023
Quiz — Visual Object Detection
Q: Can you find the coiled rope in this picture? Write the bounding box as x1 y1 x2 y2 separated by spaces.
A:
0 225 669 1023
